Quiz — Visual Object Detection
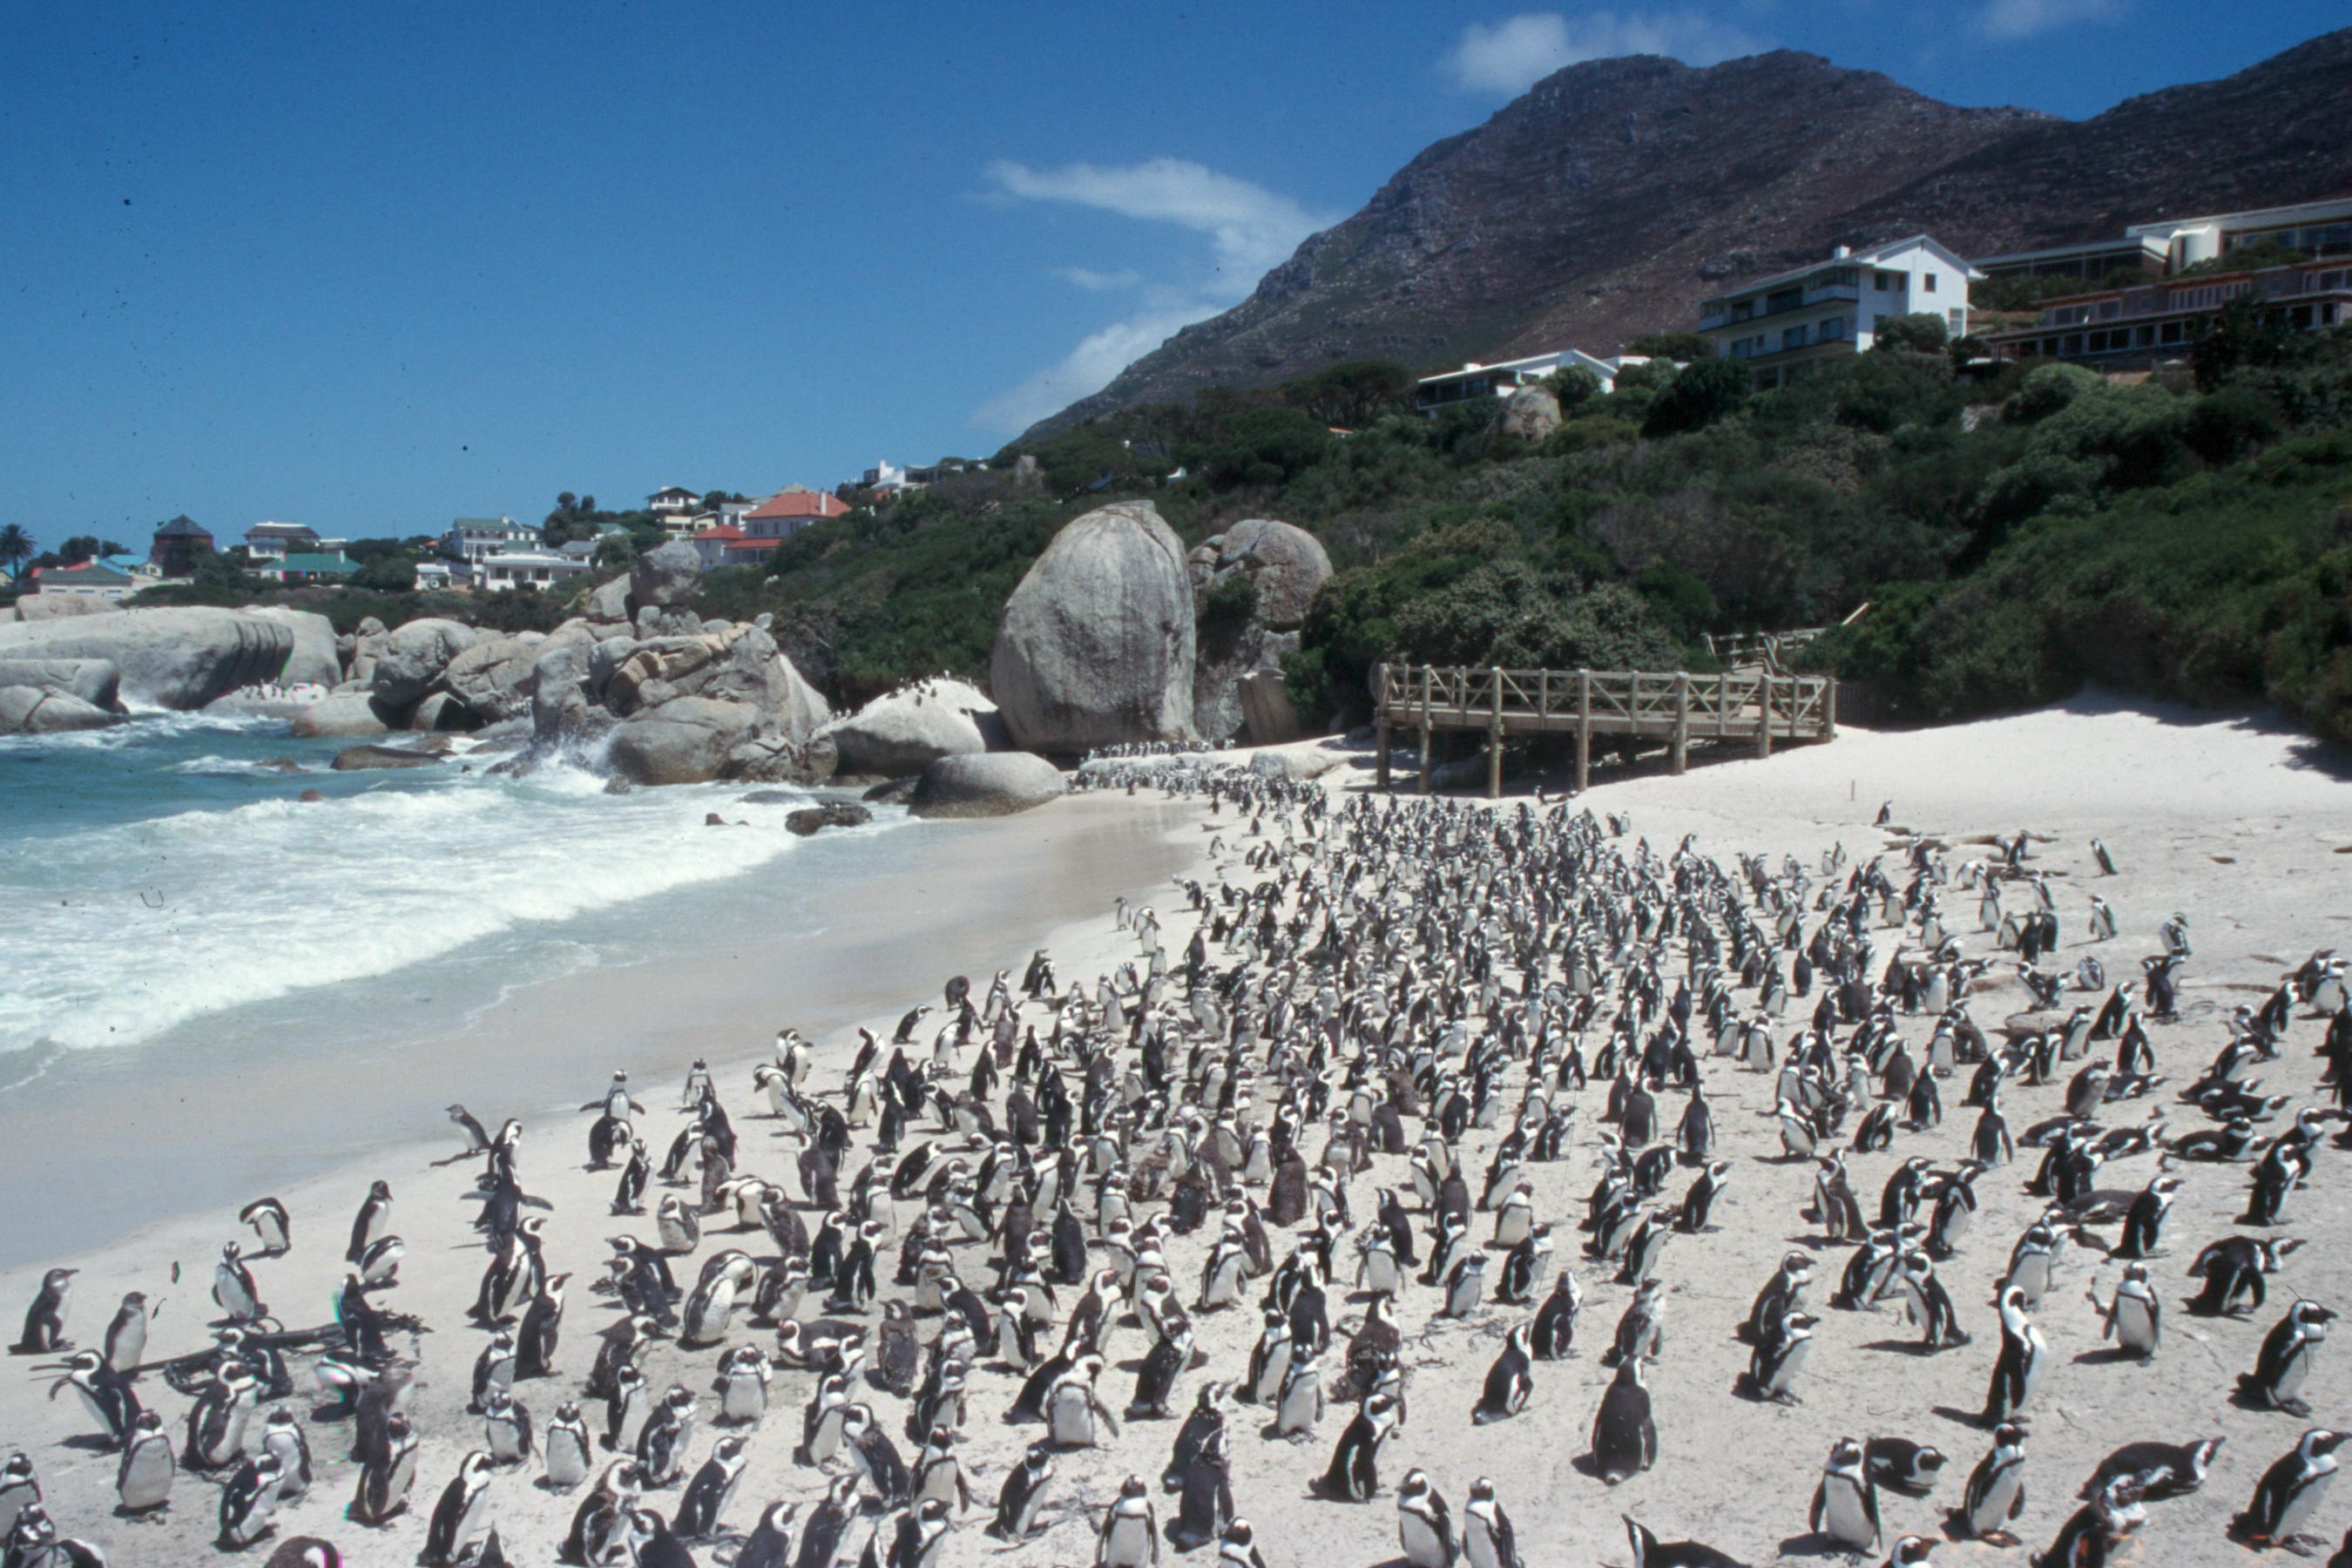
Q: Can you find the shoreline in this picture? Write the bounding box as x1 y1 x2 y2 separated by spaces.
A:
0 790 1209 1273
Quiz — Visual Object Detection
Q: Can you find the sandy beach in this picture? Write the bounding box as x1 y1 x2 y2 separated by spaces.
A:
8 695 2352 1568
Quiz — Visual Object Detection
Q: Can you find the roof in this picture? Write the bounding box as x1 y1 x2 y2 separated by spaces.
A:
38 560 132 584
277 553 356 573
245 521 318 537
1702 234 1981 306
153 515 211 537
692 524 748 543
648 484 700 497
450 517 529 532
746 486 849 522
722 537 783 552
2126 195 2352 240
1970 234 2171 270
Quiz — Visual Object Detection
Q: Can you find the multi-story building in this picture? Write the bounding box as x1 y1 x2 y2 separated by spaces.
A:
242 521 322 563
440 517 540 564
645 485 702 517
1413 348 1651 416
741 485 848 542
149 515 214 576
1699 235 1979 389
1983 253 2351 369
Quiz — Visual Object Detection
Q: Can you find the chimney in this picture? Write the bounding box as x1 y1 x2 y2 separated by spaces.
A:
1832 245 1852 260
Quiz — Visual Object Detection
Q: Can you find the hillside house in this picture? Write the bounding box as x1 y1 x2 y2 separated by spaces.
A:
1983 253 2350 369
440 517 540 563
1414 348 1648 415
474 551 591 592
1700 236 1980 389
645 485 702 517
30 559 137 601
242 521 321 562
742 485 848 542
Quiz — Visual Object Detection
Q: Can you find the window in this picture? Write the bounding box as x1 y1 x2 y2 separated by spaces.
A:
1818 316 1848 341
1731 301 1753 321
1874 272 1894 291
1782 326 1807 351
1923 274 1937 293
2160 321 2184 344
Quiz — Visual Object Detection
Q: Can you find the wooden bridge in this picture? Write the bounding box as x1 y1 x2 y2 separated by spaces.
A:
1372 663 1838 798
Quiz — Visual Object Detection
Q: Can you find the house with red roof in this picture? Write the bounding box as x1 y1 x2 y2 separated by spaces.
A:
741 485 848 543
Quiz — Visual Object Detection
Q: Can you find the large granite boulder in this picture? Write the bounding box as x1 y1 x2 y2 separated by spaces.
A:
11 595 119 621
585 574 632 626
631 541 702 610
604 624 830 733
0 658 120 711
438 632 547 725
1495 384 1563 443
990 500 1196 754
0 686 117 734
821 678 1004 778
787 802 873 835
609 696 760 786
0 607 294 709
330 743 447 771
530 639 596 748
1196 518 1332 631
908 752 1065 819
348 617 390 685
371 618 484 708
241 606 341 687
288 692 396 737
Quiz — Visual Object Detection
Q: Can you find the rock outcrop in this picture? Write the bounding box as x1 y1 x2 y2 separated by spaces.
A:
0 686 116 734
820 678 1004 779
330 743 448 771
437 632 547 725
908 752 1065 819
370 618 485 708
1495 385 1563 443
630 541 702 610
0 658 121 711
786 802 873 835
579 621 832 786
0 607 294 709
1189 517 1330 744
607 696 760 786
288 693 397 738
990 500 1196 754
240 606 341 688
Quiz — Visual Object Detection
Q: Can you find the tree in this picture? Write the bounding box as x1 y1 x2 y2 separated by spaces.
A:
1871 313 1950 355
1627 331 1713 362
352 552 418 591
2192 294 2301 391
1276 361 1416 428
0 524 32 578
1643 359 1754 437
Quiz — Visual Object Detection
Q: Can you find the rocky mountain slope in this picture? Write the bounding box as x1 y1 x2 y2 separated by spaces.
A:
1031 29 2352 435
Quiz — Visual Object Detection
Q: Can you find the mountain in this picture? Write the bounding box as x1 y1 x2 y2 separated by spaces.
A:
1029 30 2352 436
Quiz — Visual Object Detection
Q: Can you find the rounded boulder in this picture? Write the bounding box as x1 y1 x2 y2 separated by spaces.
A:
908 752 1065 819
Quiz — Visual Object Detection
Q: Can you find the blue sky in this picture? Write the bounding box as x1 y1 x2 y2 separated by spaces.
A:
3 1 2342 550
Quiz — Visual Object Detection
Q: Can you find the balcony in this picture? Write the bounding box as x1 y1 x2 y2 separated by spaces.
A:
1700 283 1860 332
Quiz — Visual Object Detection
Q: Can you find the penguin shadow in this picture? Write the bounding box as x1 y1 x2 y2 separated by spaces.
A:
1776 1530 1872 1560
1858 1338 1943 1357
1930 1404 1996 1430
2070 1346 2147 1367
57 1434 118 1453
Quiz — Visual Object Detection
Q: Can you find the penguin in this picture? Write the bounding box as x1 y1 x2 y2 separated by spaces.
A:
673 1435 749 1540
1098 1474 1159 1568
1590 1357 1656 1486
544 1402 594 1490
635 1384 698 1488
716 1343 773 1427
1047 1354 1122 1449
1321 1392 1400 1501
2114 1176 2181 1260
1396 1470 1456 1568
100 1293 147 1377
990 1443 1055 1541
1983 1287 2045 1426
183 1362 256 1470
2190 1234 2304 1316
515 1272 569 1380
1745 1253 1813 1345
1746 1311 1817 1405
1531 1269 1580 1361
2092 1262 2161 1364
2244 1301 2335 1417
2082 1436 2222 1501
350 1410 419 1524
346 1179 393 1264
0 1451 38 1538
15 1267 74 1355
479 1387 532 1469
1679 1161 1730 1233
844 1404 911 1507
629 1508 701 1568
239 1197 291 1256
260 1406 312 1501
1473 1323 1534 1424
1444 1254 1489 1318
52 1349 140 1450
1274 1344 1324 1437
115 1409 175 1514
1808 1436 1881 1555
731 1499 796 1568
1863 1438 1947 1499
1462 1478 1522 1568
213 1241 265 1322
1951 1423 2028 1545
421 1451 493 1565
800 1473 860 1568
2038 1473 2146 1568
217 1450 287 1550
1170 1421 1236 1549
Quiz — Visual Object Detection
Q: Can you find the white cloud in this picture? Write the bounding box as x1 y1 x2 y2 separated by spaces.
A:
973 159 1342 434
1977 0 2125 39
1055 267 1144 293
1441 10 1764 95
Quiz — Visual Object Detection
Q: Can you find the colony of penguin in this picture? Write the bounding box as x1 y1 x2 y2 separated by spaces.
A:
10 762 2352 1568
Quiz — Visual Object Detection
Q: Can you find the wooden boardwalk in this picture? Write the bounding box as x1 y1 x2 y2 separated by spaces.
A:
1372 663 1838 797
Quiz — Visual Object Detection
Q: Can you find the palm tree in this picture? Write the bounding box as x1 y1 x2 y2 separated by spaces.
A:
0 524 32 581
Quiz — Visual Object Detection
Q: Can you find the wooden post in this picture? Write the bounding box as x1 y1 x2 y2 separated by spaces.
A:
1575 668 1592 793
1487 666 1504 800
1417 666 1432 794
1374 664 1390 787
1718 671 1730 740
1758 675 1774 760
1823 677 1839 740
1670 672 1690 775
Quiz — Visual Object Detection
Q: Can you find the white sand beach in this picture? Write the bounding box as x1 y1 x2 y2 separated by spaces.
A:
6 695 2352 1568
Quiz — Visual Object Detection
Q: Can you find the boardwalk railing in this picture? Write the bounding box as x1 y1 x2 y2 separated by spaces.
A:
1700 626 1825 671
1371 663 1837 797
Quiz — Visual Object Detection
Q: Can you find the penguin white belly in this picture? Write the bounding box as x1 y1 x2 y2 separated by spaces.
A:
1047 1388 1094 1447
2278 1470 2334 1539
2274 1347 2312 1403
1400 1514 1448 1568
1103 1515 1152 1567
1276 1375 1321 1435
1819 1481 1875 1547
545 1430 590 1489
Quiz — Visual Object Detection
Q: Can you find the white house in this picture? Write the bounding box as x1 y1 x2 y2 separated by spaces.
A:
242 521 321 562
1700 235 1981 389
645 485 702 517
1414 348 1650 416
440 517 540 563
475 551 591 593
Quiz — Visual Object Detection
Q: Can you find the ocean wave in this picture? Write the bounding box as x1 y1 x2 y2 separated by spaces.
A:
0 759 892 1057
